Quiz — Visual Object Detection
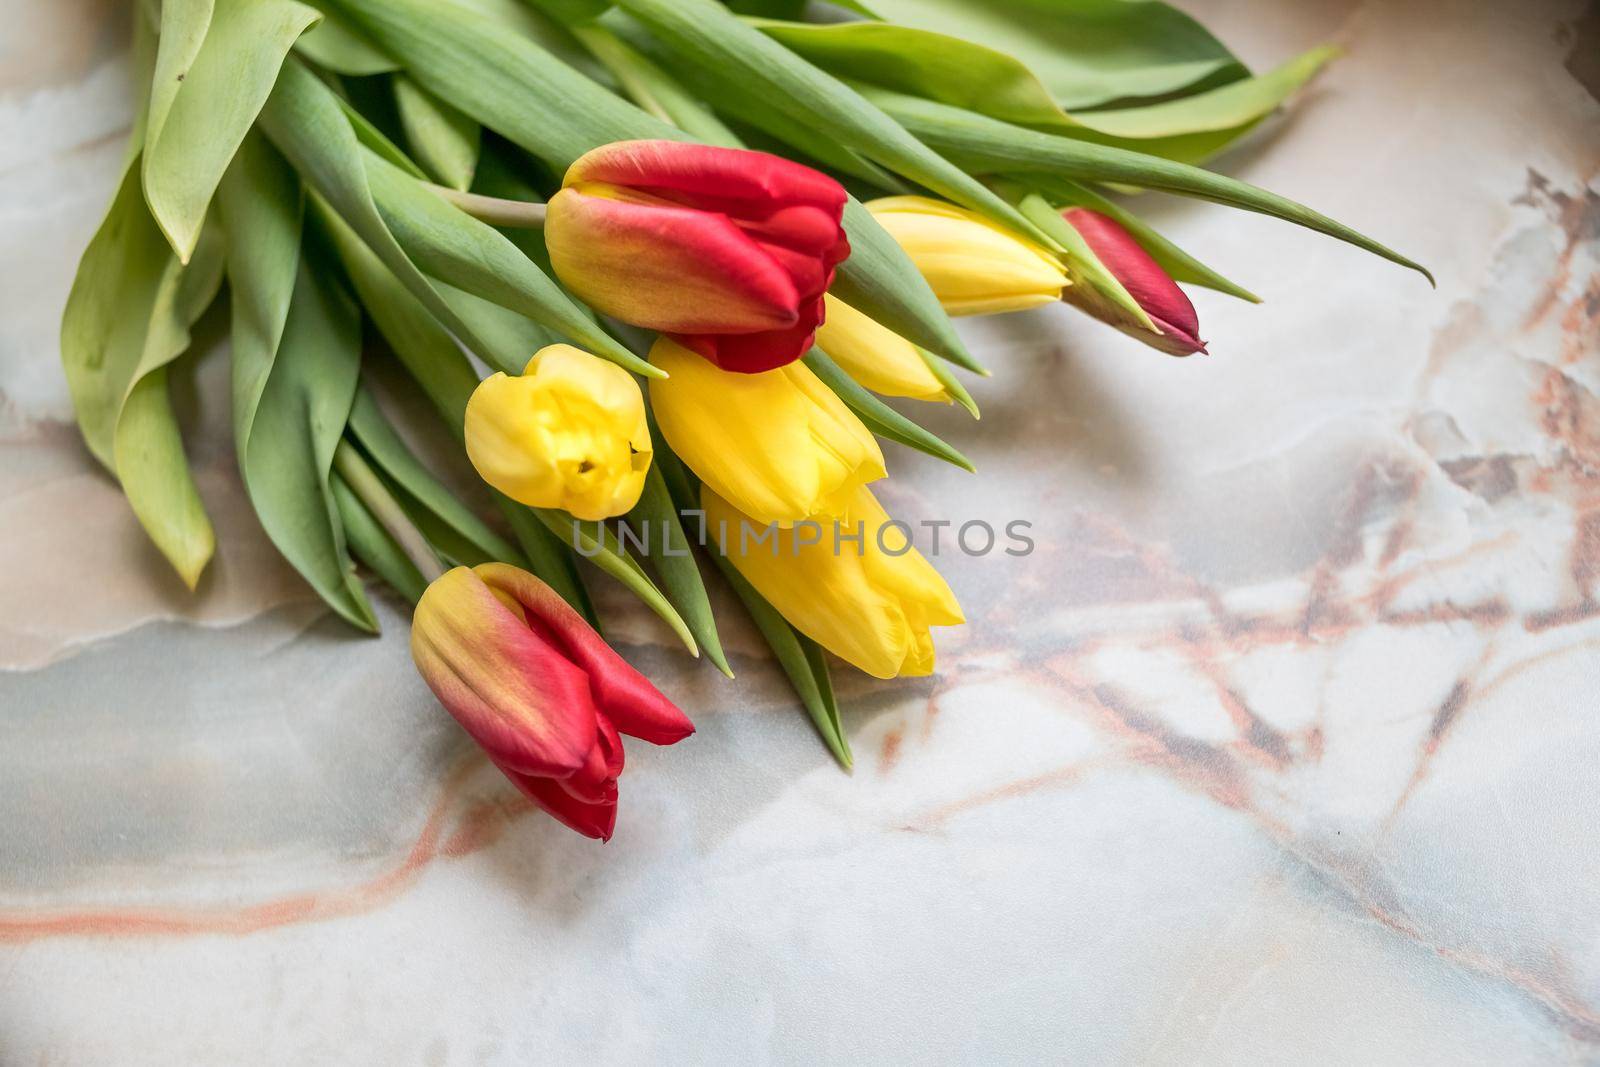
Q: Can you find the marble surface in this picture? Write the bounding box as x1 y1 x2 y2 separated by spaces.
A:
3 0 1600 1062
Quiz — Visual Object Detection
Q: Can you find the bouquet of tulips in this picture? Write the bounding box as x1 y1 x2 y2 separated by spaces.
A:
62 0 1426 840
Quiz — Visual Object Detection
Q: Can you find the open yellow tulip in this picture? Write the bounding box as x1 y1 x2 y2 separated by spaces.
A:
814 295 950 403
465 344 651 521
867 195 1067 316
704 483 963 679
648 337 884 526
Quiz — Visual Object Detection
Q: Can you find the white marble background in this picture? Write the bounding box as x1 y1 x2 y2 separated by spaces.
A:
2 0 1599 1063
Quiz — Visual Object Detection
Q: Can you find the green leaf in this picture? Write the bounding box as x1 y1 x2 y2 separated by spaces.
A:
359 148 657 376
803 350 974 473
655 446 850 768
218 132 377 631
315 199 597 620
1068 46 1338 164
294 7 397 74
626 466 732 677
848 0 1246 110
332 472 428 602
570 22 742 147
60 155 225 589
867 89 1433 284
326 0 681 166
598 11 901 185
748 17 1074 131
612 0 1057 247
345 388 522 564
394 74 481 190
1035 176 1259 302
258 56 525 373
533 507 700 657
142 0 321 262
917 346 979 419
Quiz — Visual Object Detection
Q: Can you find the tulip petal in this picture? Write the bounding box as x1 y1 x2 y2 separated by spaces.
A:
495 760 619 842
676 295 827 374
546 187 800 335
411 567 599 777
566 140 847 220
1063 208 1205 353
474 563 696 745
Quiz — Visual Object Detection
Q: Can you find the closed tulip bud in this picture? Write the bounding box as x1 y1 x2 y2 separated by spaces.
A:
412 563 694 841
465 344 652 521
545 140 849 373
1060 208 1206 356
813 295 950 404
704 484 962 679
648 337 884 526
867 195 1066 316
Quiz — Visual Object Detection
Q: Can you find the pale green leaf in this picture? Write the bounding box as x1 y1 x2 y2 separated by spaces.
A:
143 0 321 262
61 155 225 589
850 0 1245 110
294 7 397 74
626 466 732 677
218 131 377 630
394 74 481 190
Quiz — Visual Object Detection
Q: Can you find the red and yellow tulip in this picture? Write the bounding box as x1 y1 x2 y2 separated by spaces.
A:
545 140 850 373
411 563 694 840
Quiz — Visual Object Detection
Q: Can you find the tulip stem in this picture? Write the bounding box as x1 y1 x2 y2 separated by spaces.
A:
425 184 547 229
333 440 447 584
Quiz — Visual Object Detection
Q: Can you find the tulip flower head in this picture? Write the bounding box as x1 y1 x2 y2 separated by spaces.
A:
705 484 963 679
1060 208 1206 356
867 195 1066 316
546 140 850 373
465 344 652 521
813 295 950 404
648 337 885 527
412 563 694 840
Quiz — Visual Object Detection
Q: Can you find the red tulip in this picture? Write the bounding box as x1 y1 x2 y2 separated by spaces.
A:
1061 208 1206 356
545 140 850 373
411 563 693 841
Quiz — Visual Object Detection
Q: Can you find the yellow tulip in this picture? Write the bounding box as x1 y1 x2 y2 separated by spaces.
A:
867 195 1066 316
648 337 884 525
704 483 963 679
814 295 950 403
465 344 651 521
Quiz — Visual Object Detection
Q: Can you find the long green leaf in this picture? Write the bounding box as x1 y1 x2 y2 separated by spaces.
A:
258 56 530 371
143 0 321 262
867 89 1433 283
394 74 481 190
218 131 376 630
626 466 732 677
359 149 657 376
61 155 225 589
533 508 700 657
849 0 1245 110
294 7 397 74
613 0 1056 247
803 350 974 473
656 445 851 767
